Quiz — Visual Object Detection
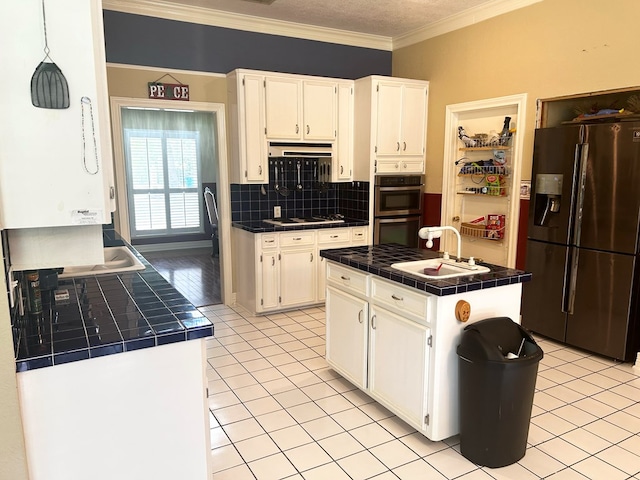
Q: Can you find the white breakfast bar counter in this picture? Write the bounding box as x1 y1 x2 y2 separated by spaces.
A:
319 244 531 441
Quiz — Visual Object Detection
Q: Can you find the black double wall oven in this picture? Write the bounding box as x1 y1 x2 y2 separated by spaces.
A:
373 175 423 248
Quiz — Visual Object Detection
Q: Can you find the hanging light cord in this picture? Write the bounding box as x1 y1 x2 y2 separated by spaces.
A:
81 96 100 175
41 0 52 61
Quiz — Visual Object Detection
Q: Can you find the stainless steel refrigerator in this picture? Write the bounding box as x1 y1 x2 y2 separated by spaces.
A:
522 121 640 361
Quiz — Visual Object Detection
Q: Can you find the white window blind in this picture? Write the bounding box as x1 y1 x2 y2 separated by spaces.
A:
124 129 203 238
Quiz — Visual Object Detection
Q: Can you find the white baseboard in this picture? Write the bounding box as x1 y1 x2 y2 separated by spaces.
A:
134 240 211 253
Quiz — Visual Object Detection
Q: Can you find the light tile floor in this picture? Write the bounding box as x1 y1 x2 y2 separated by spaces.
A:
200 304 640 480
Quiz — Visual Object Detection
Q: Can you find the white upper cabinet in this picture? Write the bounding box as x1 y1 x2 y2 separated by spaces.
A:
354 76 429 179
0 0 115 229
265 76 337 142
335 82 354 181
227 70 267 184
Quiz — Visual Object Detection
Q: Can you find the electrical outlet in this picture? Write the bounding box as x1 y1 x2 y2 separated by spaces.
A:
274 206 281 218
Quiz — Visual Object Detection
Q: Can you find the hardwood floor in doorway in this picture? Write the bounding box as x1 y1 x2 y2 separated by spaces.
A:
144 247 222 307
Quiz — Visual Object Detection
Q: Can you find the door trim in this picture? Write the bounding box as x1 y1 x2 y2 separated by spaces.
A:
109 97 233 305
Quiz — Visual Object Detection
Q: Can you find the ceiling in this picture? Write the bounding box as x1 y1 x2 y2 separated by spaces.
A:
103 0 541 50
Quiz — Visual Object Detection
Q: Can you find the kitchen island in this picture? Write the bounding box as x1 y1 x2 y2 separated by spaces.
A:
320 244 531 441
11 233 214 480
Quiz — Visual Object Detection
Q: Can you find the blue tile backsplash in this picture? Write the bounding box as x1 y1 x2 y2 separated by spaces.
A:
231 159 369 222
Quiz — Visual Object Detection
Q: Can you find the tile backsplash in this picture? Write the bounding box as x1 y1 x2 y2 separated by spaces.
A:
231 159 369 222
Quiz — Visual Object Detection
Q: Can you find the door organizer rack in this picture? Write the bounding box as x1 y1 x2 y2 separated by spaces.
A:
460 222 506 241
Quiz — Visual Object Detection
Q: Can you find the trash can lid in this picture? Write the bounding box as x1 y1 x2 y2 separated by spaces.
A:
456 317 543 363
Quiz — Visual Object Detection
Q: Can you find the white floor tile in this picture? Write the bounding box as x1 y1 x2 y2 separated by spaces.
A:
618 434 640 456
210 444 244 473
393 459 447 480
331 407 374 430
318 431 366 460
359 401 394 421
560 428 612 455
562 377 605 396
597 445 640 475
536 437 590 466
544 467 591 479
300 381 338 400
399 432 448 457
552 404 598 427
233 383 270 402
287 401 327 423
531 412 576 436
210 426 231 449
261 377 297 395
572 456 629 480
243 396 283 417
270 424 314 451
424 447 476 479
284 442 333 472
377 416 416 438
248 452 297 480
350 422 396 448
486 462 542 480
274 388 312 408
315 394 355 415
235 433 280 462
583 419 633 444
337 450 388 480
370 439 420 469
302 461 351 480
592 390 636 410
301 416 344 440
208 390 241 410
603 410 640 434
212 463 256 480
213 403 252 425
223 417 265 443
516 446 565 478
255 409 297 433
455 469 494 480
223 372 258 389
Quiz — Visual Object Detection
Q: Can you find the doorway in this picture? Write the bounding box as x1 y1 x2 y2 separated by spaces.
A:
110 97 232 306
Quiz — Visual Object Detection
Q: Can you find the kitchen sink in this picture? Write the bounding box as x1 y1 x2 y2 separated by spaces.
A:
58 247 145 278
390 258 490 280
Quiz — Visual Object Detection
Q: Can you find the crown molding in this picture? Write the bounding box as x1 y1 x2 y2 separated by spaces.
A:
102 0 393 51
393 0 543 49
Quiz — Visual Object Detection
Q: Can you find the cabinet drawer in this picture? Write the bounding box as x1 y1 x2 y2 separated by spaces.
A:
351 227 368 244
261 234 278 249
280 231 315 247
318 228 350 244
371 277 429 323
327 262 369 296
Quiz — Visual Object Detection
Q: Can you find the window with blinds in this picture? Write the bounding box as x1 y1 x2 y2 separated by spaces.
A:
124 129 203 238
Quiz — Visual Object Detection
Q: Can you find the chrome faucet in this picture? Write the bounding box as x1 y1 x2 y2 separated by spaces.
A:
418 225 462 262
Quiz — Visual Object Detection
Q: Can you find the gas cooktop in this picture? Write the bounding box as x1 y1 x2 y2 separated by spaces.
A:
263 215 345 226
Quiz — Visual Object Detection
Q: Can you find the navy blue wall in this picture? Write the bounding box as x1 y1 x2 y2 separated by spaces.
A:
103 11 392 79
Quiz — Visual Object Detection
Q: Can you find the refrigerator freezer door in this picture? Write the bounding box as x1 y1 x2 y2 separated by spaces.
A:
566 248 636 361
579 122 640 255
528 126 581 245
521 239 569 341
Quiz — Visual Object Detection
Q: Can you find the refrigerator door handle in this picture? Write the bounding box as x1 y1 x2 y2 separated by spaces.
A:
572 143 589 247
562 247 579 314
566 145 581 245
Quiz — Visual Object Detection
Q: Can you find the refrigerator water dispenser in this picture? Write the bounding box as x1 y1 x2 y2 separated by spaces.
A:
534 174 562 226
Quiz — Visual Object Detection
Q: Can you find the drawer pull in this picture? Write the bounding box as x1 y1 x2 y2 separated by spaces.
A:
340 275 350 281
358 310 363 324
293 237 302 241
371 314 377 329
265 239 274 243
391 294 404 301
330 235 339 239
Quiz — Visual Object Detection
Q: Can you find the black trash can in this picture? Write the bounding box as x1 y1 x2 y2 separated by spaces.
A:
456 317 543 468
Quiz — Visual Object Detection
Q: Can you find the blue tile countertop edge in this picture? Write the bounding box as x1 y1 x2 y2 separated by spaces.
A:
232 218 369 233
319 244 532 297
13 231 214 373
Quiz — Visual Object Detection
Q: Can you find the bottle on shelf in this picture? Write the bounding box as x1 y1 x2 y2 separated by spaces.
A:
500 117 512 145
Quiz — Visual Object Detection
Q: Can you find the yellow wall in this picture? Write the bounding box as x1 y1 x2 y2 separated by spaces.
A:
393 0 640 193
107 66 227 102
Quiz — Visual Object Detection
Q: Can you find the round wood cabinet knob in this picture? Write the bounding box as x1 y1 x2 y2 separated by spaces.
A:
455 300 471 322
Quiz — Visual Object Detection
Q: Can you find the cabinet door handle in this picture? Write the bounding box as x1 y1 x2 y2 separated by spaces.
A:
358 310 363 324
391 294 403 301
340 165 344 175
340 275 350 281
403 141 407 151
371 314 377 329
272 257 275 266
306 125 310 134
296 124 299 134
310 253 313 262
396 142 400 151
395 163 399 169
403 163 407 169
258 165 262 175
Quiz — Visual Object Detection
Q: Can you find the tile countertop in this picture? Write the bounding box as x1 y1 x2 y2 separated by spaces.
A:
319 244 532 297
232 218 368 233
12 232 214 372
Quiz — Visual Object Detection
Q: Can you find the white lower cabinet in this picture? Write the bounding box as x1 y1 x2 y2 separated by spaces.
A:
325 287 368 389
368 305 430 429
234 226 368 314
